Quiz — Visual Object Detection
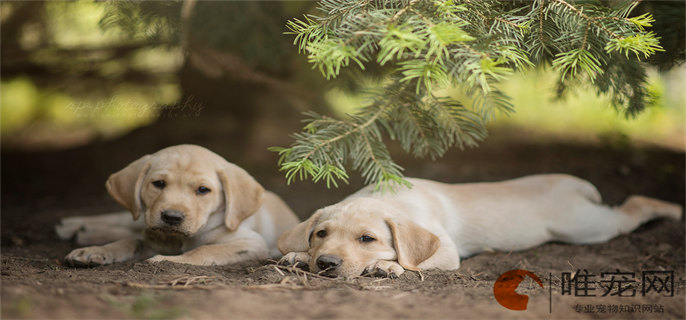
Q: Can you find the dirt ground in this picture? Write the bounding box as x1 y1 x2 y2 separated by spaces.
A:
1 120 684 319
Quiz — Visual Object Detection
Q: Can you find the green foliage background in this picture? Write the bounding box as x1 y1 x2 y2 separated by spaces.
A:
274 0 677 190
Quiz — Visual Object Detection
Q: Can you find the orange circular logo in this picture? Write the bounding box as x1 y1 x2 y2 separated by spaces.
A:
493 269 544 311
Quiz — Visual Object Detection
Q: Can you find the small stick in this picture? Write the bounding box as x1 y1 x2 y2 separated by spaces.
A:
272 264 337 280
273 265 286 277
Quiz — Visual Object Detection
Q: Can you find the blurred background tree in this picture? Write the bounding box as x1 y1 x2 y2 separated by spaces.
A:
1 0 320 152
1 0 683 189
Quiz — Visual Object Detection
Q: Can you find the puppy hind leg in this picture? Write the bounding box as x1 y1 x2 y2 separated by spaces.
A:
615 195 682 222
550 196 682 245
55 211 139 242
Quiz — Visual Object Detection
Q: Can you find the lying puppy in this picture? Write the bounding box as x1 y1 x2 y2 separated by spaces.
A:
57 144 299 266
278 175 682 278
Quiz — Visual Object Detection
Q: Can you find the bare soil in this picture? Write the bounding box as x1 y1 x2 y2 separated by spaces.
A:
2 122 684 319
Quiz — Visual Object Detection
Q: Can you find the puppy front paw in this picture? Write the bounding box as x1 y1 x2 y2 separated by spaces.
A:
362 260 405 278
65 246 115 267
146 255 178 264
278 252 310 270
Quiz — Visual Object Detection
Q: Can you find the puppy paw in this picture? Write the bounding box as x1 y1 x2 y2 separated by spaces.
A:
362 260 405 278
64 246 115 267
146 255 179 264
146 255 164 263
278 252 310 270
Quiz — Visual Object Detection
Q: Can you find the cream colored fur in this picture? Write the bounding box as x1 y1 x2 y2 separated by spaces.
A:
57 144 299 266
278 175 682 278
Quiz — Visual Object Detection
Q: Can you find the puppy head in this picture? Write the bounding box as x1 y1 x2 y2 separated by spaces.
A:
278 197 439 278
106 144 264 237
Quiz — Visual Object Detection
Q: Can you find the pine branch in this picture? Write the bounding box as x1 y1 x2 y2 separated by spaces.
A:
275 0 666 189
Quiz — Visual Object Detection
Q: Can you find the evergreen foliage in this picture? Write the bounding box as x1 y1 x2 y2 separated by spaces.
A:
274 0 668 190
99 1 181 45
88 0 680 190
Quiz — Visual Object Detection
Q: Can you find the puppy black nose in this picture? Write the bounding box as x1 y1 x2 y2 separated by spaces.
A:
316 254 342 270
161 210 184 226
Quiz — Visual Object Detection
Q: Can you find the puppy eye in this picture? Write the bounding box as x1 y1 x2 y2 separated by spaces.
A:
152 180 166 189
316 230 327 238
196 186 211 195
359 235 376 243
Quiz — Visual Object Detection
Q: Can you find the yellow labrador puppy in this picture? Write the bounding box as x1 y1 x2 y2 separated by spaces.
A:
57 144 299 266
278 175 682 278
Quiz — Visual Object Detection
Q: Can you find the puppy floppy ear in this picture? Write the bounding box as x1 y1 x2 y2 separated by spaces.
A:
217 161 265 231
278 210 323 254
385 218 440 271
106 155 152 220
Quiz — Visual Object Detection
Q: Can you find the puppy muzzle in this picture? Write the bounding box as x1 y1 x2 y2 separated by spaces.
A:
315 254 342 277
